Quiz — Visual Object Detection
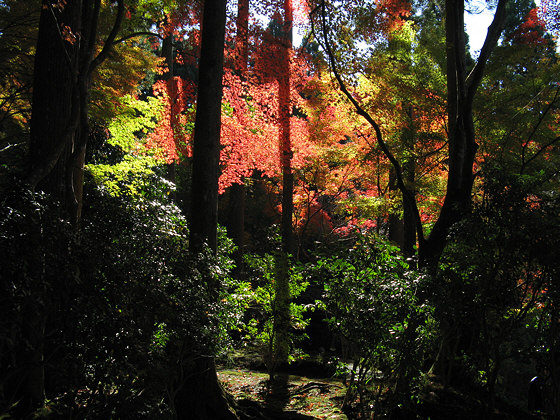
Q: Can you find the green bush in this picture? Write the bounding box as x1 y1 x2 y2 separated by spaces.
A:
0 176 238 418
434 164 560 413
311 232 436 416
226 251 311 372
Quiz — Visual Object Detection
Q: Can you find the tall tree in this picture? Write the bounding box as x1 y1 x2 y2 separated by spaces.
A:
316 0 508 266
420 0 508 265
189 0 227 254
271 0 294 372
27 0 125 222
180 0 237 418
12 1 124 413
226 0 250 271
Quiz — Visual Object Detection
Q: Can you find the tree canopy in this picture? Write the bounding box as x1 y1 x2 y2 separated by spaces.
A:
1 0 560 418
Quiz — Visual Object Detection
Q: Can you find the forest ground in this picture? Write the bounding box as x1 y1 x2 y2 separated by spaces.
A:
218 369 347 419
217 352 546 420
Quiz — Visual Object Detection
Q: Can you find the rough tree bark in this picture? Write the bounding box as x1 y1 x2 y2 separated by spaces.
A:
179 0 238 418
226 0 250 273
15 1 124 414
189 0 227 255
27 0 124 222
271 0 294 375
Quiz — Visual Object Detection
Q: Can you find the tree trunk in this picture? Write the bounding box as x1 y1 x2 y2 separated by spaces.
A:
271 0 293 373
226 0 250 273
424 0 508 384
17 1 82 412
419 0 507 266
388 167 404 245
189 0 227 255
279 0 293 256
28 0 124 221
227 182 246 271
402 105 416 257
161 30 179 199
182 1 237 418
28 0 81 216
174 357 237 420
20 1 123 415
389 104 416 257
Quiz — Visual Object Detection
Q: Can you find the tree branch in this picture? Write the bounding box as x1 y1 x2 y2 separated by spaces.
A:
89 0 124 74
522 136 560 172
466 0 508 102
113 31 164 45
315 0 425 245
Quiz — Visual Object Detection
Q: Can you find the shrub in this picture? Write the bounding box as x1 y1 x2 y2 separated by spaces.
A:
0 176 238 418
311 232 436 416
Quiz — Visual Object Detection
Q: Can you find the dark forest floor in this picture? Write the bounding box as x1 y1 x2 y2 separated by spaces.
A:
217 349 548 419
218 367 548 419
219 369 347 419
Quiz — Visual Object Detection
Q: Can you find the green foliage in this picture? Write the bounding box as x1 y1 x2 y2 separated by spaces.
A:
227 252 311 370
435 162 560 409
311 233 436 415
0 176 239 418
87 94 168 197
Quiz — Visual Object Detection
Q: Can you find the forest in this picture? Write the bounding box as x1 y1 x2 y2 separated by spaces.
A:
1 0 560 418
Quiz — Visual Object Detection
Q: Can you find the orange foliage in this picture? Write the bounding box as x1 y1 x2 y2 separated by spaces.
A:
146 78 195 163
510 8 548 45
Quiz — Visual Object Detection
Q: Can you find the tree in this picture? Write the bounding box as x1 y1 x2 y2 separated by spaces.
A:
27 0 125 222
225 0 250 272
314 0 508 266
9 1 125 413
311 0 512 400
14 0 169 413
178 0 238 418
271 0 295 372
420 0 508 265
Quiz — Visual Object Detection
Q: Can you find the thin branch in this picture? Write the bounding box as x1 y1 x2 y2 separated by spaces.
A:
113 31 164 45
466 0 508 102
522 136 560 172
418 139 449 161
89 0 124 74
521 87 560 170
0 143 25 154
315 0 425 245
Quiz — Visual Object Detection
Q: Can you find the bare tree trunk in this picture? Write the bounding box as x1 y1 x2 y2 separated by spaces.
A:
271 0 294 374
226 0 250 272
17 1 81 412
402 105 416 257
419 0 507 266
227 182 246 269
189 0 227 255
28 0 81 215
182 1 238 418
388 104 416 256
